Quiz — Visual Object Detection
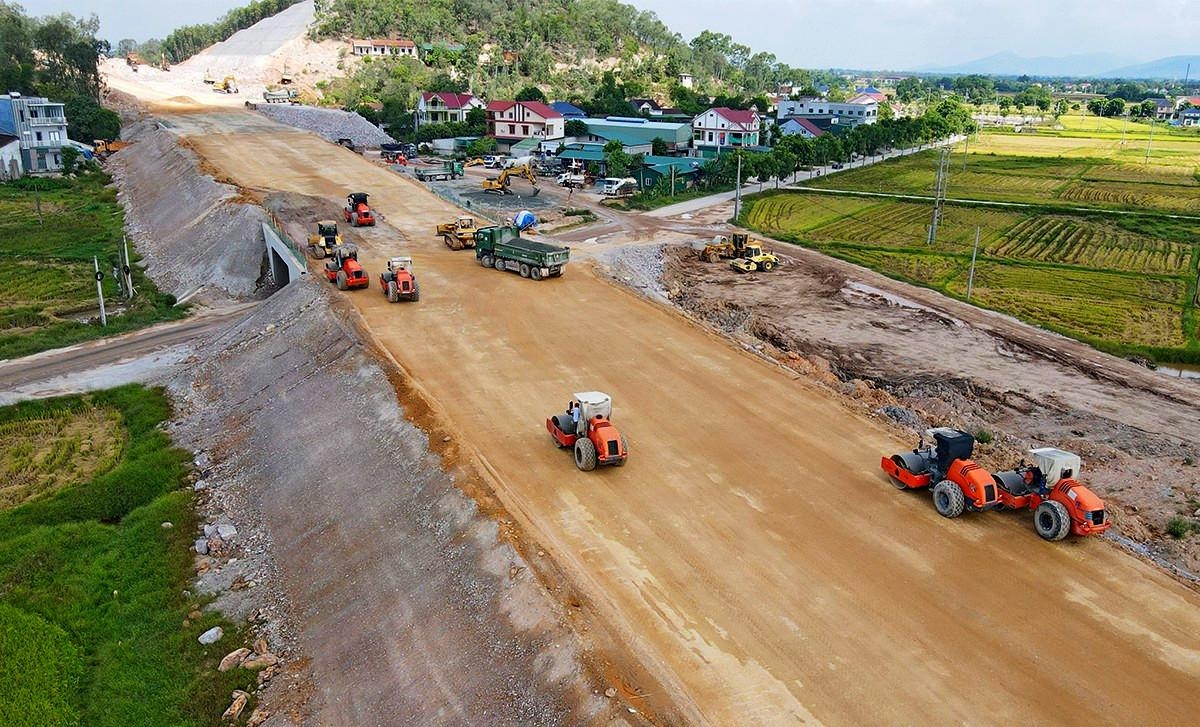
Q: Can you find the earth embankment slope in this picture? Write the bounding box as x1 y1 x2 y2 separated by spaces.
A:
177 109 1200 726
167 279 629 726
107 120 267 302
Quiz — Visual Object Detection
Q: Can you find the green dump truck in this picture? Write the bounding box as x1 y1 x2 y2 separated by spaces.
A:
414 160 464 182
474 226 568 280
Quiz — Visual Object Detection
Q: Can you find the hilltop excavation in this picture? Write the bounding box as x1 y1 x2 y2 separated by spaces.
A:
8 3 1200 726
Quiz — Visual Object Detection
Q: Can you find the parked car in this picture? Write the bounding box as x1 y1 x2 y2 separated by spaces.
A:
831 162 844 169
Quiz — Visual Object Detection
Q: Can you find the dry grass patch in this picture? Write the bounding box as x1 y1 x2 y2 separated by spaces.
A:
0 405 124 511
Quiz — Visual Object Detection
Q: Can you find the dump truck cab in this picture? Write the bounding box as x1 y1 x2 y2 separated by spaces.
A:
546 391 628 471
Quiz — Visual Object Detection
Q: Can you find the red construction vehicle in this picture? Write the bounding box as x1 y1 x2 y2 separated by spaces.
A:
881 427 1109 541
546 391 628 471
323 244 369 290
343 192 375 227
378 256 419 302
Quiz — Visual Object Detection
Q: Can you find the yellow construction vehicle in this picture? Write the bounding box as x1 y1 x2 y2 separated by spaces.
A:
481 164 540 196
435 215 480 250
307 220 343 258
92 140 131 159
729 235 779 273
463 157 484 167
212 75 239 94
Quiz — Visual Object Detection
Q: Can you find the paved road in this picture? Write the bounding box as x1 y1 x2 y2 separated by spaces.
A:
0 304 255 403
181 110 1200 727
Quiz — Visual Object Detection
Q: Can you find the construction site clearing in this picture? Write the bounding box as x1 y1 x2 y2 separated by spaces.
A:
47 16 1200 724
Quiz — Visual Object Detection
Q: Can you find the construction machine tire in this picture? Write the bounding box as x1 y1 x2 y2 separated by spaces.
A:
387 280 398 303
479 255 493 268
614 436 629 466
1034 500 1071 541
574 438 597 471
336 271 348 291
519 263 531 278
494 257 506 271
530 267 542 280
761 260 776 271
932 480 965 518
411 281 420 302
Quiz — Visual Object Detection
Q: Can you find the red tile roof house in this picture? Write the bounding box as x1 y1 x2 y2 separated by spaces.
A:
485 101 565 152
691 107 761 151
416 92 485 126
350 38 418 58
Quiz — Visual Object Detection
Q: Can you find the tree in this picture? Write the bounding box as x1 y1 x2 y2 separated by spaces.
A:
59 145 79 174
116 38 136 57
1053 99 1069 118
465 106 486 134
515 85 546 102
603 139 632 178
465 136 497 157
1103 98 1126 117
565 119 589 137
1086 99 1105 116
768 148 796 187
64 95 120 141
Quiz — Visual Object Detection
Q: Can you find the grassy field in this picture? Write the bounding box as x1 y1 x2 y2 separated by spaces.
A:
742 190 1200 359
0 387 256 726
801 143 1200 213
0 173 186 360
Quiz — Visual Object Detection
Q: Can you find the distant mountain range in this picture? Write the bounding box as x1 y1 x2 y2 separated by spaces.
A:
918 52 1200 80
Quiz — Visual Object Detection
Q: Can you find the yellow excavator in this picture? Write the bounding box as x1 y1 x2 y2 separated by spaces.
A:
481 164 540 196
463 158 484 167
212 75 239 94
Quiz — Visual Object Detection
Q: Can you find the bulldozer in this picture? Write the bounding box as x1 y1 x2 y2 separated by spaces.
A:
343 192 375 227
435 215 479 250
881 428 1110 541
481 164 540 196
546 391 628 471
212 75 239 94
323 244 369 291
307 220 343 258
378 256 419 302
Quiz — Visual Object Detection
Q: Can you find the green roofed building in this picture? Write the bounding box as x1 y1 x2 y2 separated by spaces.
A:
580 117 691 154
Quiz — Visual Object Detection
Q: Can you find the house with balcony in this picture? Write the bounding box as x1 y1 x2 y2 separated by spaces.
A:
777 96 878 127
691 107 760 153
0 92 68 173
486 101 564 152
416 92 484 127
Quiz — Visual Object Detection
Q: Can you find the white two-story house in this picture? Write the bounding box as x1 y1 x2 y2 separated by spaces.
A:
692 107 761 152
416 92 484 127
486 101 564 152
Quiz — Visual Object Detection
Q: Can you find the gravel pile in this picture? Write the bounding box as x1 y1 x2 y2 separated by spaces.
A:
257 104 395 148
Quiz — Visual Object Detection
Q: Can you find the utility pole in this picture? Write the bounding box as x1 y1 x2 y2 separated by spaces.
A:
927 146 950 245
670 165 676 198
966 226 981 301
1121 112 1128 146
1145 116 1155 164
122 235 135 299
734 152 743 221
93 256 107 326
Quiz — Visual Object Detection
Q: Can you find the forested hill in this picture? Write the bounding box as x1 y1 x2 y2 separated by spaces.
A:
311 0 823 99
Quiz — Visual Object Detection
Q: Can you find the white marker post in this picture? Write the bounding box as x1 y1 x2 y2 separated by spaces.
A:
94 256 107 326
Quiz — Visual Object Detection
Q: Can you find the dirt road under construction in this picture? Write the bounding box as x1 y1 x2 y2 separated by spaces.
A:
168 111 1200 725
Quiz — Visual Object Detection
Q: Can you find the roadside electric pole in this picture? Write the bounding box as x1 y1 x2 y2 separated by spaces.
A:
122 235 135 299
93 256 107 326
1145 117 1155 164
967 227 981 301
926 146 951 245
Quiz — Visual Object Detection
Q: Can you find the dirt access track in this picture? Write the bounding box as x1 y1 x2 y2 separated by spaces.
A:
167 110 1200 725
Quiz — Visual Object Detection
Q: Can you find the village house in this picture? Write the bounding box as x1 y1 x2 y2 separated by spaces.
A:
691 107 761 152
350 38 418 58
0 92 68 173
1180 107 1200 127
415 92 484 127
486 100 564 152
776 96 878 126
779 117 826 138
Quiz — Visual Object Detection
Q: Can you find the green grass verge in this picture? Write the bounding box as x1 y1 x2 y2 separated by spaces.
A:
741 189 1200 363
614 183 736 211
0 173 188 361
0 386 256 726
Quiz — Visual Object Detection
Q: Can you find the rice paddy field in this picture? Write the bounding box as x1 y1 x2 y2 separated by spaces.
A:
0 173 185 360
802 131 1200 213
742 190 1200 358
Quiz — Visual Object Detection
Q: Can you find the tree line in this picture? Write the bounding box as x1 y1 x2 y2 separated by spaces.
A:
0 2 120 142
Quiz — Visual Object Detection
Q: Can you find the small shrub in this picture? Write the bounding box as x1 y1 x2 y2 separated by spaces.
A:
1184 456 1195 466
974 428 994 444
1166 516 1191 539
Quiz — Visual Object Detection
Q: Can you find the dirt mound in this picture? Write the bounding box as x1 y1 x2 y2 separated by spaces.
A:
256 104 395 148
166 280 630 726
107 120 268 302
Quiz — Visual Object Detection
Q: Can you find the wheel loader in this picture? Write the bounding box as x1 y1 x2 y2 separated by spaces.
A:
881 428 1109 541
546 391 628 471
307 220 343 258
435 215 479 250
323 244 369 291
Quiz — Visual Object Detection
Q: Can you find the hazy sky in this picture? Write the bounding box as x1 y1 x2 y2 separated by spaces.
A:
25 0 1200 69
